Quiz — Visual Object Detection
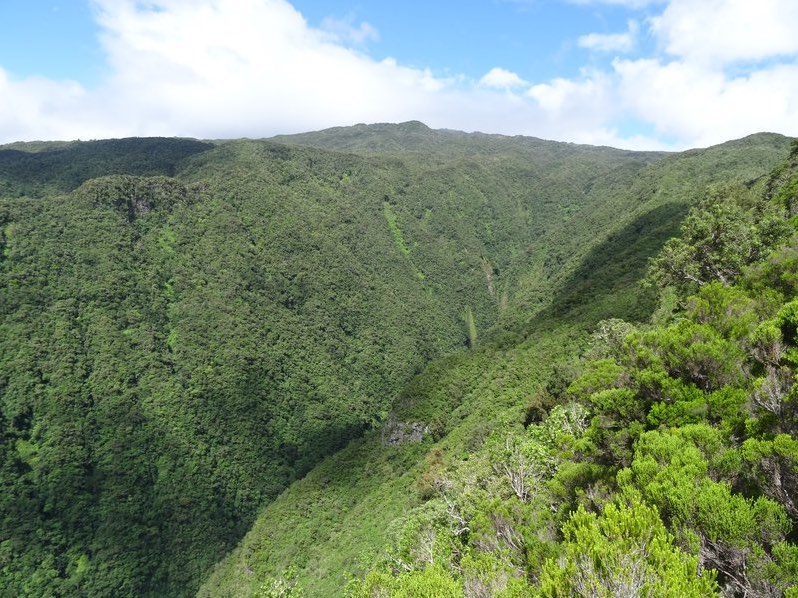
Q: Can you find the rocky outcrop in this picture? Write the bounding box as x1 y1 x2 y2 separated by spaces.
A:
381 414 429 446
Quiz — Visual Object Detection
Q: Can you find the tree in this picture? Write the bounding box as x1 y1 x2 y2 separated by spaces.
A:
647 184 790 296
619 428 795 596
538 499 718 597
346 564 462 598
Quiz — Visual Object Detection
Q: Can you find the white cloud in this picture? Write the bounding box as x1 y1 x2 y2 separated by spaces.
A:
578 20 639 53
520 0 798 148
0 0 546 142
78 0 456 138
0 68 106 141
524 70 638 145
614 58 798 146
651 0 798 65
479 67 527 89
528 73 612 113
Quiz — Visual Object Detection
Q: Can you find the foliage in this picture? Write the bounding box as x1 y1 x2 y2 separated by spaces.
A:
538 499 719 597
0 137 213 198
347 563 463 598
0 125 795 597
464 305 478 348
647 182 791 296
255 133 798 598
258 567 304 598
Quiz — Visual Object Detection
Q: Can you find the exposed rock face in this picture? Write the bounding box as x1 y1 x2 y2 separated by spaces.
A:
381 414 429 446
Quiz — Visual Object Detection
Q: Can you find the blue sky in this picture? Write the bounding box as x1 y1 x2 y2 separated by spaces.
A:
1 0 797 149
0 2 103 82
293 1 643 81
1 1 642 83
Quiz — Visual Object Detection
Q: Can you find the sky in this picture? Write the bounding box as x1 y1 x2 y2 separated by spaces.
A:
0 0 797 150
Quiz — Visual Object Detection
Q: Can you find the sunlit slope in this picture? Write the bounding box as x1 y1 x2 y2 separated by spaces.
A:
198 131 791 597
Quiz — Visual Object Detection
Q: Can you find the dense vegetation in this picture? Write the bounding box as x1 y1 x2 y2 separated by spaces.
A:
203 138 798 598
0 126 794 597
0 137 213 198
353 149 798 596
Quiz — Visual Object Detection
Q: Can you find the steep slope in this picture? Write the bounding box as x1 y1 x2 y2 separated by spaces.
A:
501 133 792 332
0 126 790 597
339 140 798 597
0 154 463 596
198 132 792 597
0 129 669 596
274 125 789 334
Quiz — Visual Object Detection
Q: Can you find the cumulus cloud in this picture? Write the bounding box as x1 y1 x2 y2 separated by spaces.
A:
0 68 105 141
578 20 638 53
0 0 622 145
614 58 798 146
0 0 548 142
15 0 458 139
651 0 798 64
479 67 527 90
529 73 611 113
523 71 657 148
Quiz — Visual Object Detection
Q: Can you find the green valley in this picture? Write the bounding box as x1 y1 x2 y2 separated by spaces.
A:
0 124 796 597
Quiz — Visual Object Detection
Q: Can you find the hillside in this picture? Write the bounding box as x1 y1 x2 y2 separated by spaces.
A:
199 131 797 597
0 125 793 597
0 137 214 198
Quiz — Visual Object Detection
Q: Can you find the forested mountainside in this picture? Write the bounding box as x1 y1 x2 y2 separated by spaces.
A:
201 135 798 597
0 124 793 597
